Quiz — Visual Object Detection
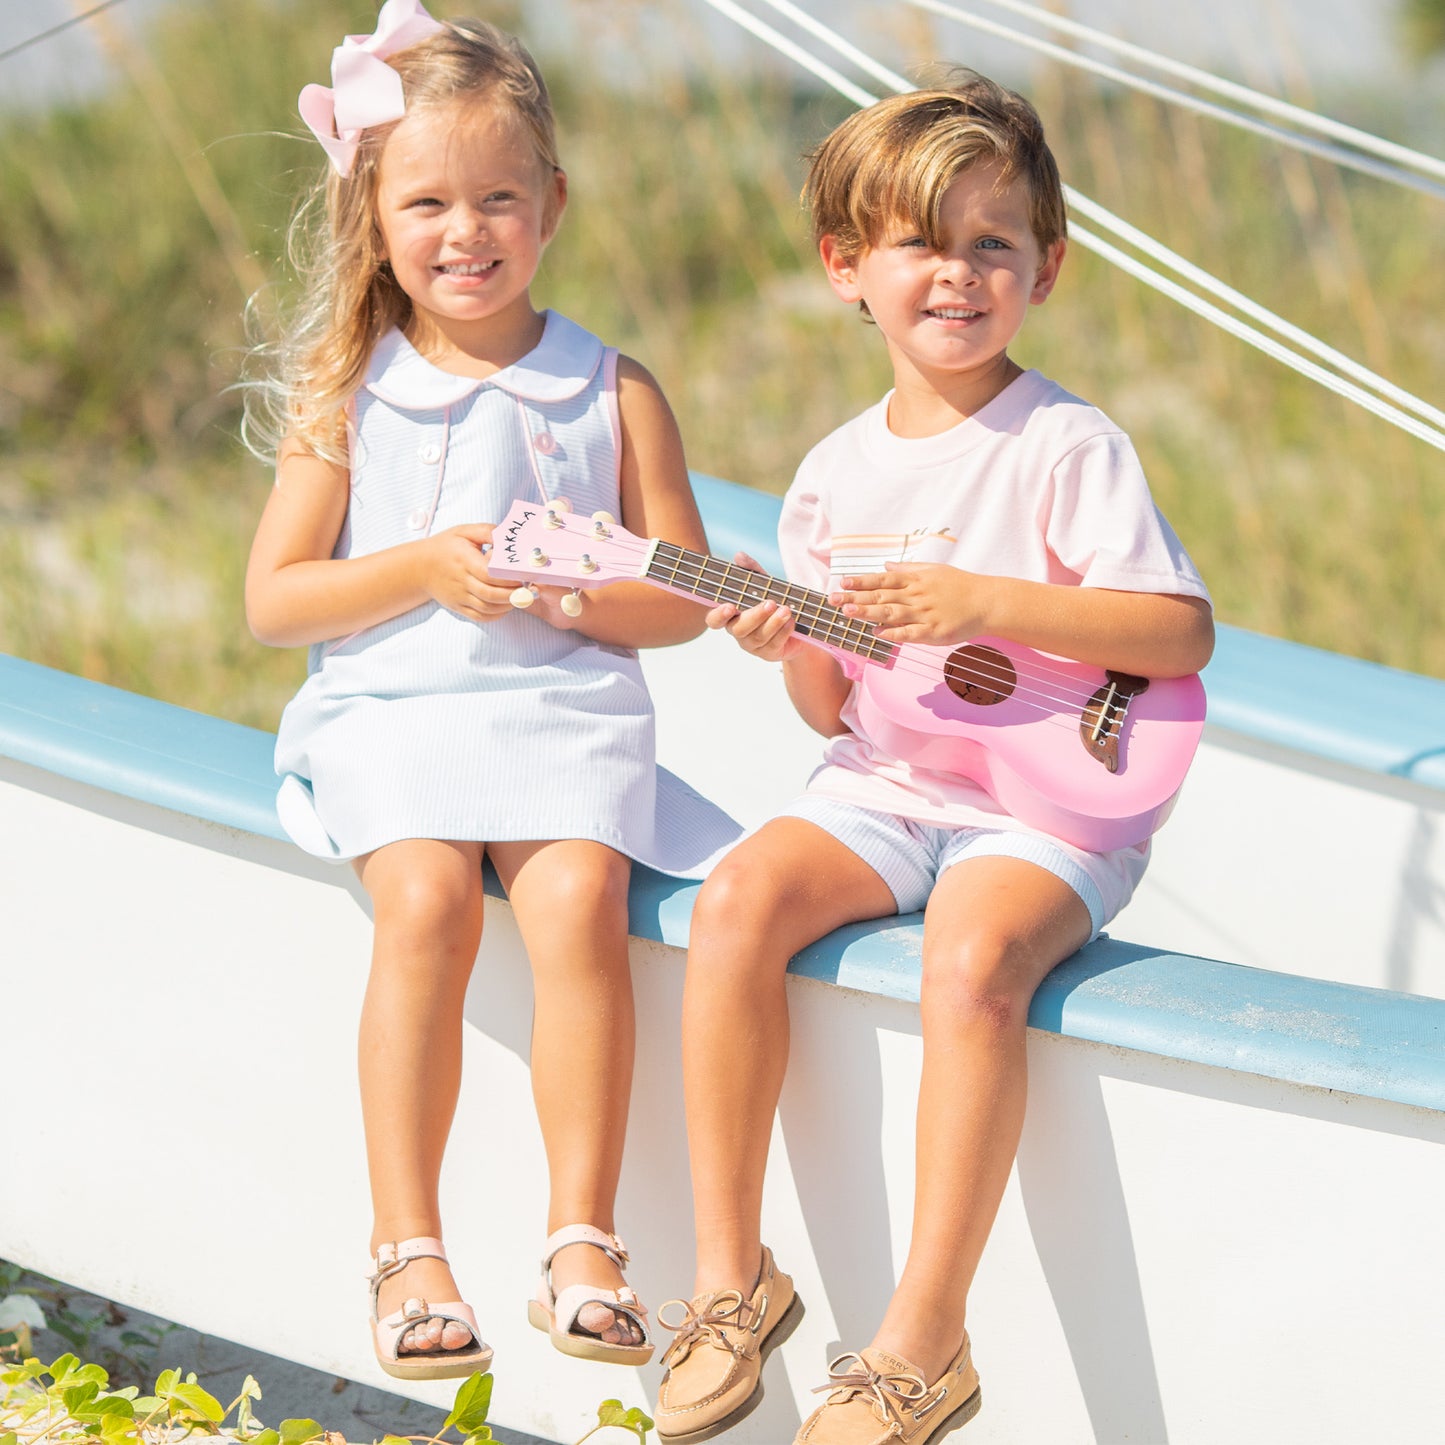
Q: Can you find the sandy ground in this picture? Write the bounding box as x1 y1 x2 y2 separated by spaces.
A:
3 1270 556 1445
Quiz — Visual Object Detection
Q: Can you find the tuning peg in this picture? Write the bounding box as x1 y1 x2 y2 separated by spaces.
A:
543 506 565 530
560 590 584 617
579 553 598 574
549 497 573 513
590 510 615 525
529 546 549 567
509 586 537 609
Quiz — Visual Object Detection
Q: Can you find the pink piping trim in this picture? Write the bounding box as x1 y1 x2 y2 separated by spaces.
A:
603 348 622 488
517 393 551 504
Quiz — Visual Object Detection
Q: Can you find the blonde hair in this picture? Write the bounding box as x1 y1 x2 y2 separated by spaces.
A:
242 19 560 465
804 70 1066 264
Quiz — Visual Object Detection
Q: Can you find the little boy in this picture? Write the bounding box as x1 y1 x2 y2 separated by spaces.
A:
653 74 1213 1444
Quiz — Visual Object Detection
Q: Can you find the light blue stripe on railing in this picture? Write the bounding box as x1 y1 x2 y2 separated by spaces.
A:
0 651 286 841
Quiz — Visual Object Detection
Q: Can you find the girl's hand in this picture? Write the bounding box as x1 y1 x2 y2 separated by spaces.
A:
422 523 526 621
523 582 586 631
834 561 994 645
706 552 807 662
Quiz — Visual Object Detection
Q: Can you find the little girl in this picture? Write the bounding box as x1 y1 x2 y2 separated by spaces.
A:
244 0 736 1381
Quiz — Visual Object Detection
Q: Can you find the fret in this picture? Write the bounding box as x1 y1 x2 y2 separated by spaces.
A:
642 540 895 664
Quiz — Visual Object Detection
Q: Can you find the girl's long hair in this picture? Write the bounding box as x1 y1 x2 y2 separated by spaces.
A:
241 19 559 467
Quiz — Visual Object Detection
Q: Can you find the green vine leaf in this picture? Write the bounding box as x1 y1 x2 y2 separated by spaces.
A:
276 1417 324 1445
583 1398 654 1442
441 1371 494 1435
46 1353 82 1384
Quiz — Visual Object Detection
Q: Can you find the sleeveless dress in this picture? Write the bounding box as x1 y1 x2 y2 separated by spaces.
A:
272 311 741 875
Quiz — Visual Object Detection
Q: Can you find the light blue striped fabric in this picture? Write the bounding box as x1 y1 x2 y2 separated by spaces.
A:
273 312 741 874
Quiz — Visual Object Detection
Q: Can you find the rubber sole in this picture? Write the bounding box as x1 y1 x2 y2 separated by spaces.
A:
377 1345 494 1381
654 1292 807 1445
926 1384 983 1441
527 1296 655 1365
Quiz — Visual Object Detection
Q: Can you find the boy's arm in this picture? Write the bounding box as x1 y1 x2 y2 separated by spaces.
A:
835 564 1214 679
706 564 853 738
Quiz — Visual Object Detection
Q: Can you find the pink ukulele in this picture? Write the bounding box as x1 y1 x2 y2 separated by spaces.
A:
489 499 1207 851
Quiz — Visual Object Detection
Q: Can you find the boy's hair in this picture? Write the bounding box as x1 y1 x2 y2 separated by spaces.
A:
243 20 559 465
804 71 1066 262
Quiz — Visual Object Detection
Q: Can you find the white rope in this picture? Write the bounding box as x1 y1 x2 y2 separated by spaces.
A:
702 0 1445 454
904 0 1445 203
1065 192 1445 434
1072 223 1445 452
936 0 1445 185
693 0 876 107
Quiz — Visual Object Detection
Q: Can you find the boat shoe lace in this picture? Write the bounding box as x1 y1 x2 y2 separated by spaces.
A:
813 1351 930 1430
657 1289 755 1366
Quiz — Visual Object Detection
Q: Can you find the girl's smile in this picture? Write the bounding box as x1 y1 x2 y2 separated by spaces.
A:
375 100 566 366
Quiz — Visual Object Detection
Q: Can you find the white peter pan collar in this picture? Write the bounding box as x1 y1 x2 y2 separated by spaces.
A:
363 310 604 410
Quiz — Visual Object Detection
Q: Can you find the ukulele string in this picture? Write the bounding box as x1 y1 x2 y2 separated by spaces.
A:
530 528 1129 737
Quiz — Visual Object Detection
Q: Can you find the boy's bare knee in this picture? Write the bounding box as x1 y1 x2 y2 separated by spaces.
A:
692 860 781 949
921 935 1034 1034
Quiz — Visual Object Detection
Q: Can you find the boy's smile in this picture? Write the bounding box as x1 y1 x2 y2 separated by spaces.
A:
821 161 1065 430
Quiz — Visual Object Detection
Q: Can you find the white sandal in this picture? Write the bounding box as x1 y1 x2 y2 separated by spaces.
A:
526 1224 654 1365
369 1236 494 1381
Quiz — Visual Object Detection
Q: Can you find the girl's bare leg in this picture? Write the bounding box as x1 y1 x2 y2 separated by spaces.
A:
356 838 487 1354
490 838 640 1344
871 855 1092 1381
683 820 897 1296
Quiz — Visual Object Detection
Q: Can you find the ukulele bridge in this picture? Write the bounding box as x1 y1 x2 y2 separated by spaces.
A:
1079 672 1149 773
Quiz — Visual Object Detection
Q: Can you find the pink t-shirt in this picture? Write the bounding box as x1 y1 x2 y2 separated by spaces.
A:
778 368 1210 840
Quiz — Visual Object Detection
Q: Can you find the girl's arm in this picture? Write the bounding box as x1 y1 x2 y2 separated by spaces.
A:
835 564 1215 679
245 438 523 648
526 356 708 647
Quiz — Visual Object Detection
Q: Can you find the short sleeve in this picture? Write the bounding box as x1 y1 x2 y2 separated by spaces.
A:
777 453 867 679
1045 432 1211 603
778 456 833 590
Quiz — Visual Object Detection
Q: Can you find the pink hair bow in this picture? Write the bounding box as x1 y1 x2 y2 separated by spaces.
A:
298 0 446 177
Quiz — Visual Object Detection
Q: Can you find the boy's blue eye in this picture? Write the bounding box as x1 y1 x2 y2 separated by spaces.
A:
978 237 1007 250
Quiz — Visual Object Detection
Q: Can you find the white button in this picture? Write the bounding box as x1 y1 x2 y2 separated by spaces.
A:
419 442 441 464
407 508 429 531
533 431 558 455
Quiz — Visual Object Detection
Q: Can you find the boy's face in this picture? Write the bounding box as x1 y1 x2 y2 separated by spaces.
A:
821 162 1064 401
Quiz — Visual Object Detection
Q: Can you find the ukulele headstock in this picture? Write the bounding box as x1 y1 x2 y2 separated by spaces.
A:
490 498 647 588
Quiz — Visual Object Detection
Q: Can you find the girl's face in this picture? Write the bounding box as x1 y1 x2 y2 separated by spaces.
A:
375 99 565 358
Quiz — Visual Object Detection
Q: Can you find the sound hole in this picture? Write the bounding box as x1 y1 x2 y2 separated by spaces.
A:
944 645 1016 705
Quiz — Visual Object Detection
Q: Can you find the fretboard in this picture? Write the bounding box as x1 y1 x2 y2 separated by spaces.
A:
645 541 896 663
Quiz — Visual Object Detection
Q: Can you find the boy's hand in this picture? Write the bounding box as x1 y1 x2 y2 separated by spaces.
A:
834 561 992 645
706 552 807 662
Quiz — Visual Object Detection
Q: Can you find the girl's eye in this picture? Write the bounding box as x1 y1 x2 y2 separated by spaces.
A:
897 236 928 249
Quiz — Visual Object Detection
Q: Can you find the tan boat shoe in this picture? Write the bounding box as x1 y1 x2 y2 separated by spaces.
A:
653 1246 804 1444
794 1336 981 1445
